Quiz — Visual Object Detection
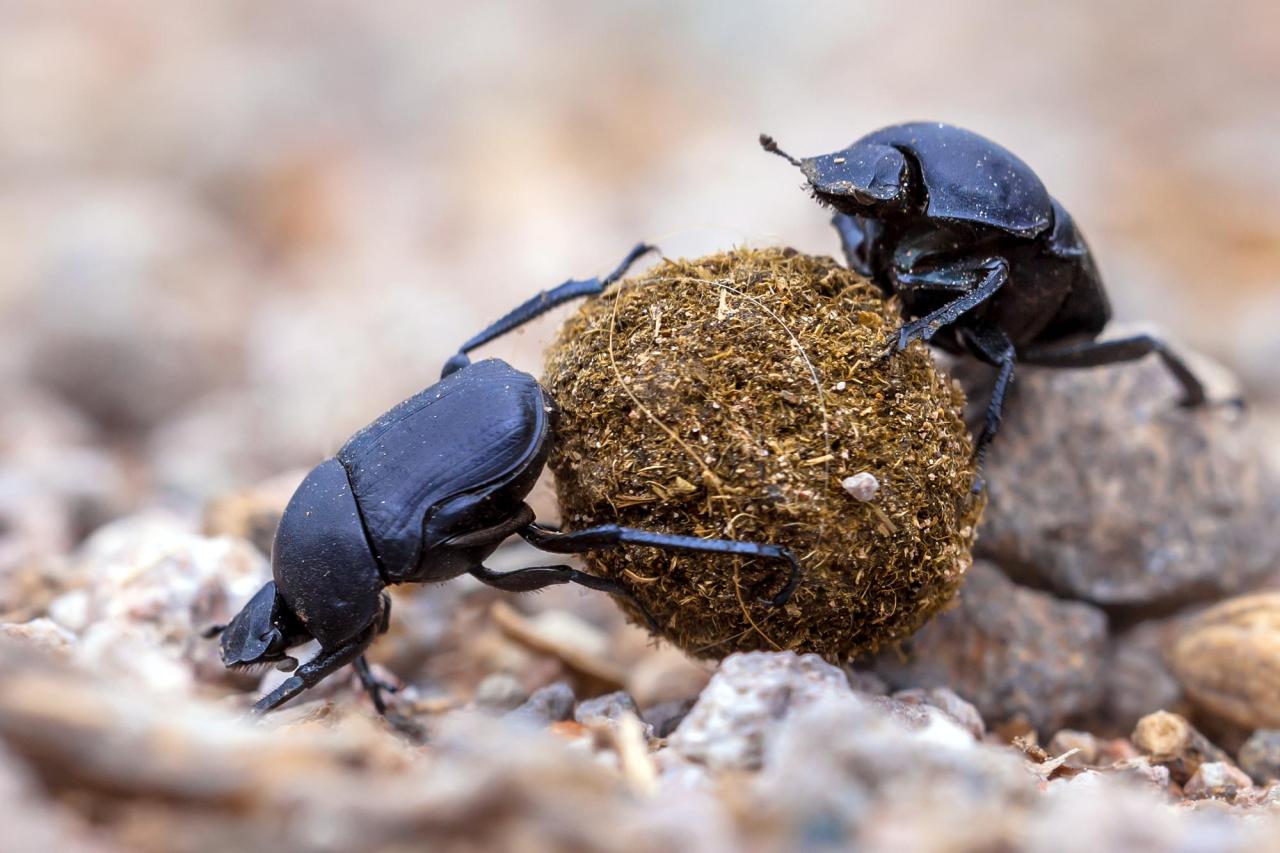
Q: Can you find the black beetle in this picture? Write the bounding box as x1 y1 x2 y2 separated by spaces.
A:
761 122 1212 461
209 246 801 714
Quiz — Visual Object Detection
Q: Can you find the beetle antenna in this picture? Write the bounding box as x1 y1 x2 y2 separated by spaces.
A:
759 133 802 167
200 623 228 639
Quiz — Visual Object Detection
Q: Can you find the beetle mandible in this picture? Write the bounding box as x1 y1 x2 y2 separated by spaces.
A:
209 245 801 714
760 122 1213 462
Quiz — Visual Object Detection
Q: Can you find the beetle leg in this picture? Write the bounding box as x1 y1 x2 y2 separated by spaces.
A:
353 655 400 715
378 591 392 634
958 323 1017 471
469 563 660 632
441 243 658 377
251 625 377 715
517 523 801 608
1020 334 1210 408
892 258 1008 354
832 213 880 278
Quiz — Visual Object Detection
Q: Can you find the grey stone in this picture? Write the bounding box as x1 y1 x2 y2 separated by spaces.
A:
1238 730 1280 784
1184 761 1253 800
668 651 851 772
575 690 652 738
641 698 697 739
751 693 1028 847
964 346 1280 611
874 561 1108 735
892 687 986 739
473 673 529 712
506 682 575 727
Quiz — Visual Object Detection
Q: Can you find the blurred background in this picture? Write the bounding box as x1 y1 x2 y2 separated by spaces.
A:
1 0 1277 544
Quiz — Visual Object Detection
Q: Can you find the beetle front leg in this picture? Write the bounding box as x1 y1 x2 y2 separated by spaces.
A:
517 523 801 607
251 626 377 715
441 243 657 377
958 323 1017 471
832 213 880 278
891 258 1008 354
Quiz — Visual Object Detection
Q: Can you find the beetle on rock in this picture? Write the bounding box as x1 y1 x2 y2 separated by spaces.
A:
211 246 801 714
761 122 1214 462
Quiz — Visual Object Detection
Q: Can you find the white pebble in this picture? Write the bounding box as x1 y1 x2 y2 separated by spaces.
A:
841 472 880 501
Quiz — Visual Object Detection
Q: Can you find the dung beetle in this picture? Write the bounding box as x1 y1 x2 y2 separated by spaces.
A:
761 122 1212 462
209 245 801 714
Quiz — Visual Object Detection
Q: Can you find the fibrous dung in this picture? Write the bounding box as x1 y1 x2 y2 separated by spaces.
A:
544 248 983 660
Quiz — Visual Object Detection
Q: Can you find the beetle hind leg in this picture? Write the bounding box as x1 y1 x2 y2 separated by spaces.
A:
517 522 802 608
353 655 399 715
1020 333 1211 407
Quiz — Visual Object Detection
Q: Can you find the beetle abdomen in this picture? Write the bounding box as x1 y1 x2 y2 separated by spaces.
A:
337 358 549 576
863 122 1054 238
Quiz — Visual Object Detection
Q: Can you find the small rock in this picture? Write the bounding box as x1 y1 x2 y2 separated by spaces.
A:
472 673 529 712
966 344 1280 610
574 690 638 723
840 472 879 501
1107 756 1173 793
1238 730 1280 784
575 690 654 738
892 687 985 739
668 651 851 771
1048 730 1100 767
1171 593 1280 730
641 698 697 739
0 618 77 656
1132 710 1235 784
1184 761 1253 801
506 681 576 727
873 561 1108 734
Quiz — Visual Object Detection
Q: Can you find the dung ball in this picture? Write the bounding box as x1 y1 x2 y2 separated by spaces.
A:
544 248 983 661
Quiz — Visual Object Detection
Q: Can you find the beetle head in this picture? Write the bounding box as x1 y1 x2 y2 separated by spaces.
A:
219 581 308 672
761 134 910 213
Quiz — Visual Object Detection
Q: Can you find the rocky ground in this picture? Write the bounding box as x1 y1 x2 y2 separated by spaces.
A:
3 4 1280 850
3 343 1280 852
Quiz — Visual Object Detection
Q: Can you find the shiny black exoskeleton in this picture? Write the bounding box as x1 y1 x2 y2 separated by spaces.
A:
761 122 1211 461
211 246 801 714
